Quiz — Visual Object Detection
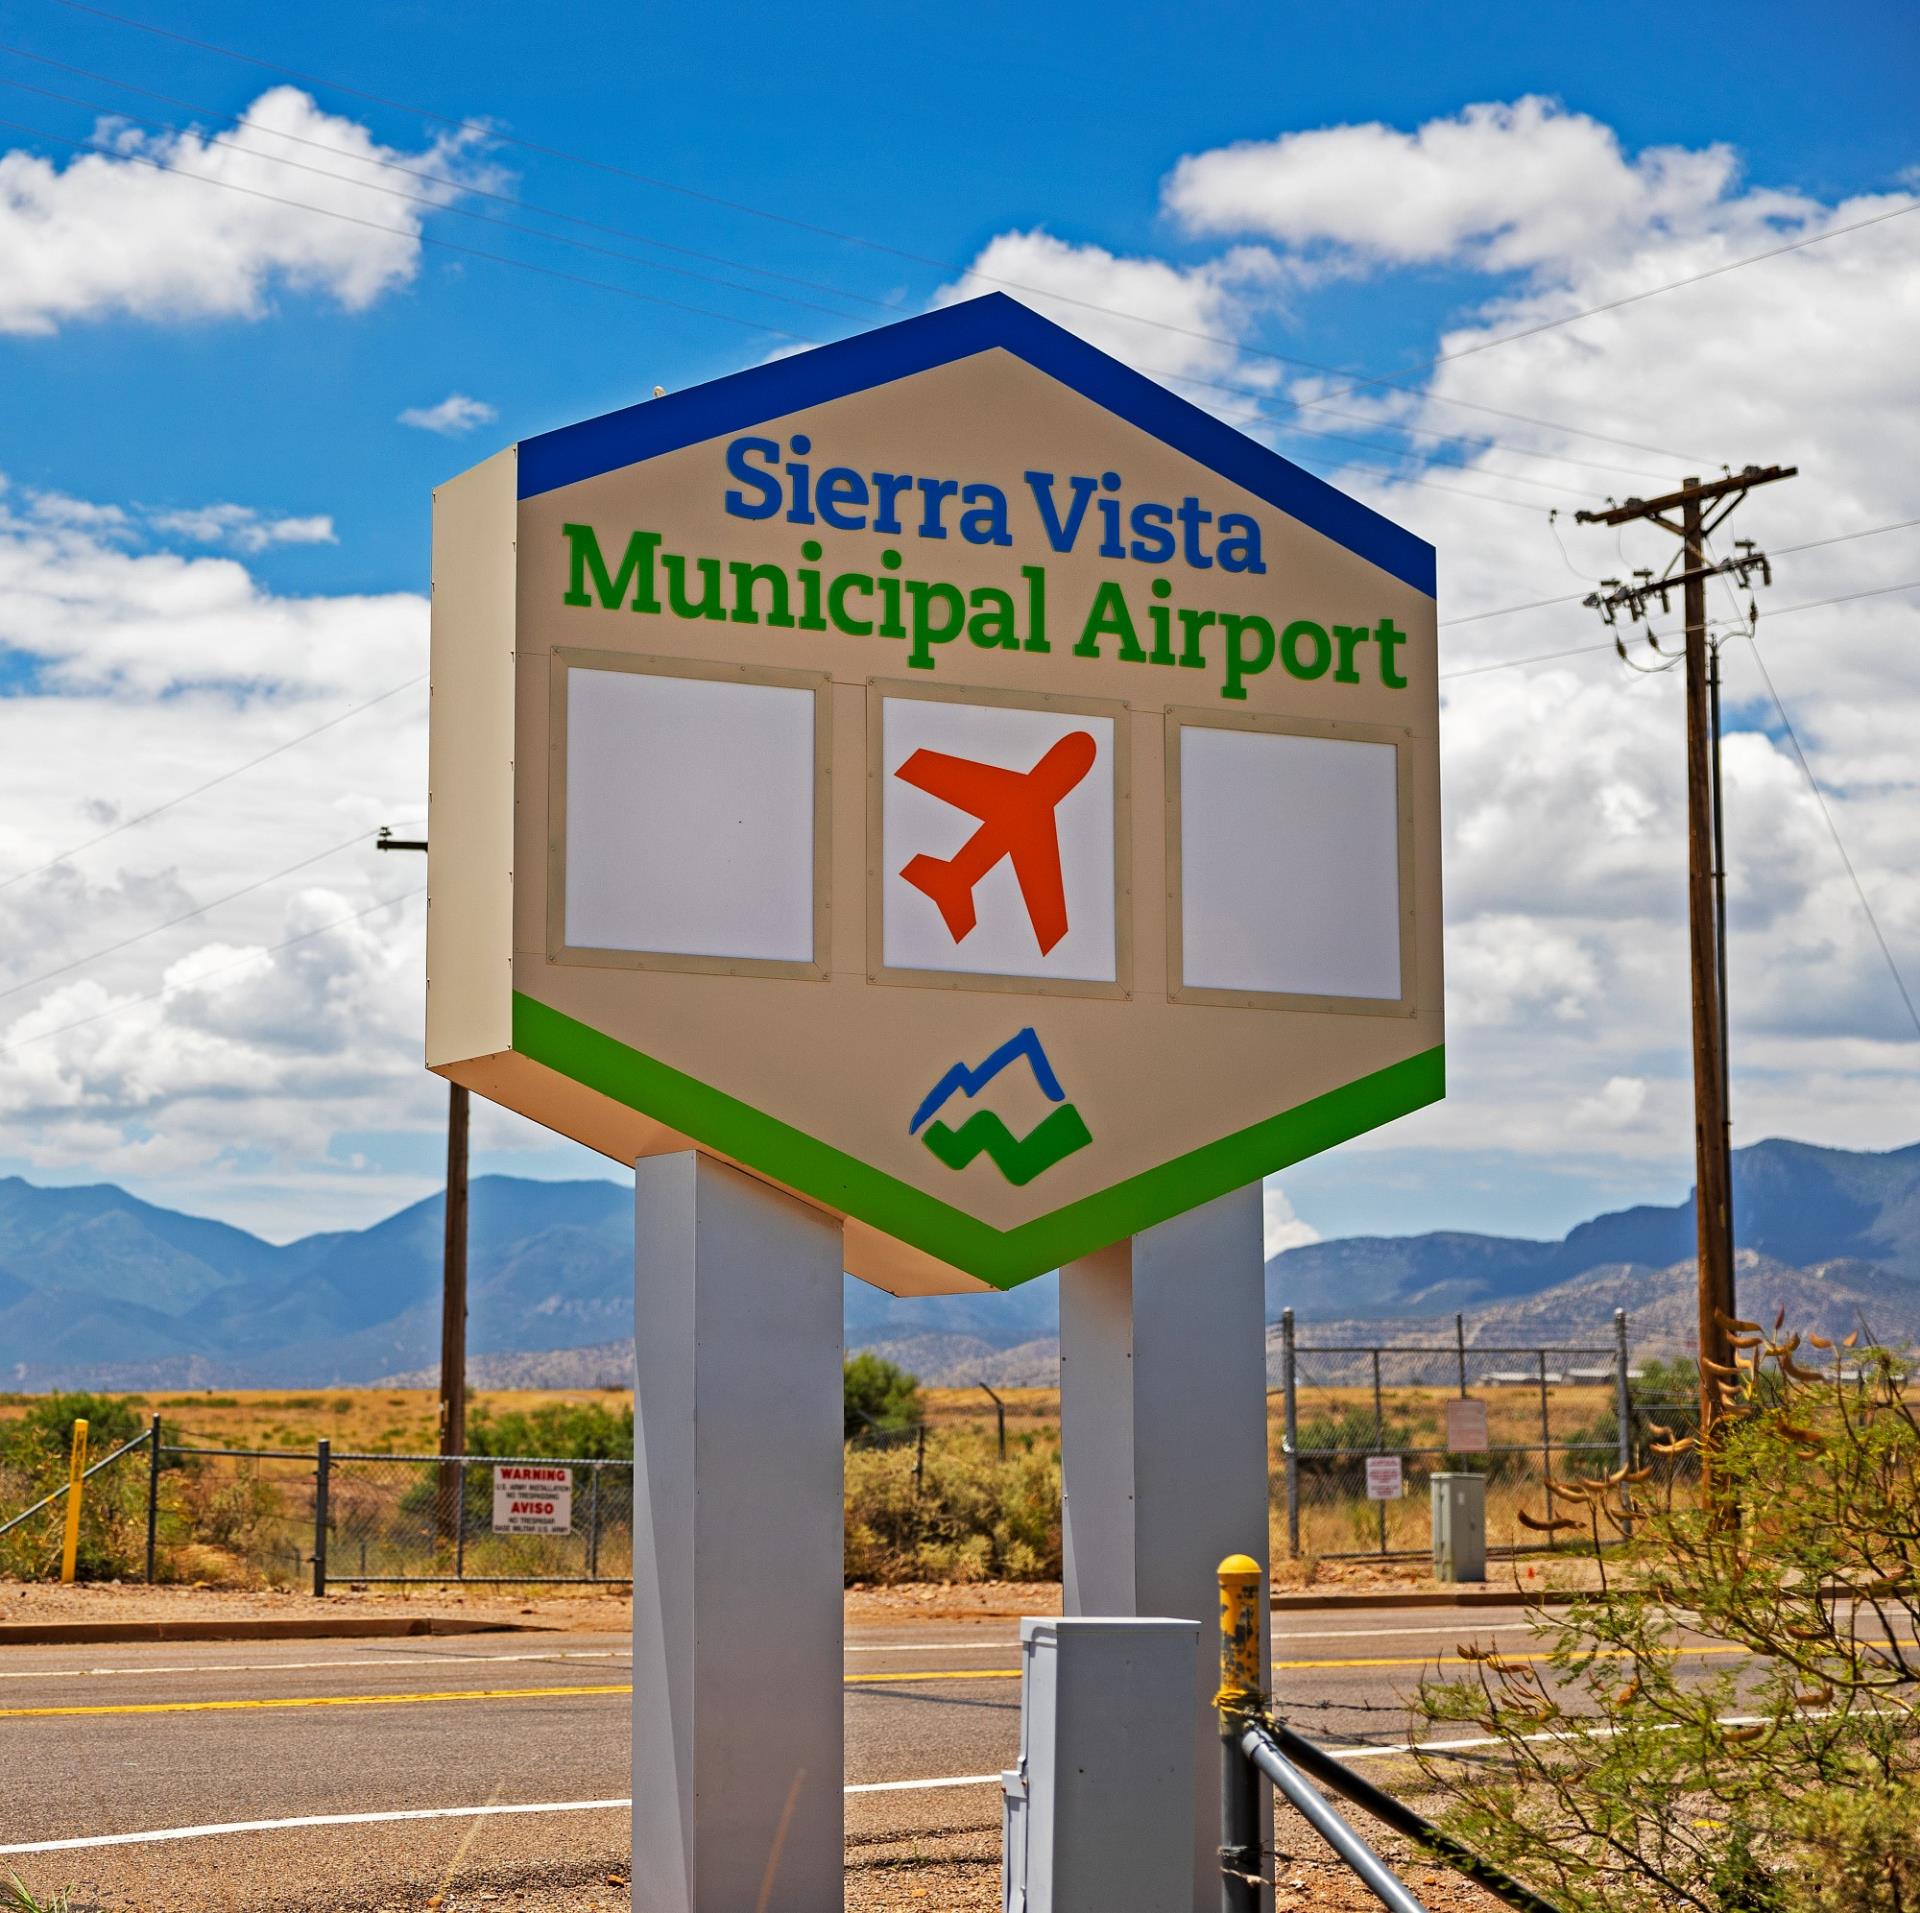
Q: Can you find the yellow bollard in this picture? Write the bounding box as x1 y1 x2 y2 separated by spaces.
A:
1216 1553 1265 1909
59 1418 88 1585
1214 1552 1263 1718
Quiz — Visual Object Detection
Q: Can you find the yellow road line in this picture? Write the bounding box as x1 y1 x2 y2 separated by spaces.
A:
0 1684 632 1721
0 1639 1785 1718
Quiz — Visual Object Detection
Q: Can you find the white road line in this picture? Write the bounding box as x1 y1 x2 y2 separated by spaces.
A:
842 1640 1017 1653
844 1774 1002 1794
0 1800 634 1856
0 1649 632 1684
1272 1622 1543 1644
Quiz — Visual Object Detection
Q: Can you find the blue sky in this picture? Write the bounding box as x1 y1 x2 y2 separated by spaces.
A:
0 0 1914 1249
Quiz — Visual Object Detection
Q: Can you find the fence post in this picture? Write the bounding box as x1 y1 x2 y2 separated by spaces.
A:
145 1414 162 1585
914 1422 926 1496
1281 1308 1300 1560
1613 1309 1634 1538
587 1462 602 1579
312 1438 330 1597
979 1382 1007 1461
1371 1349 1387 1557
1455 1314 1468 1399
59 1418 88 1585
455 1459 468 1581
1536 1351 1555 1546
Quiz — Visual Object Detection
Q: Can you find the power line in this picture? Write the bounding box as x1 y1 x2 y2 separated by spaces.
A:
0 65 1656 503
28 0 1726 466
0 827 373 1004
0 885 423 1057
1437 515 1920 630
1438 577 1920 680
0 674 424 892
0 111 823 344
1742 637 1920 1041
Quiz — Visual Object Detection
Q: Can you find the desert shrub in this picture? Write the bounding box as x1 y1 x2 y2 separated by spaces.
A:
844 1425 1058 1584
1415 1325 1920 1912
0 1392 144 1464
465 1399 632 1460
844 1353 921 1442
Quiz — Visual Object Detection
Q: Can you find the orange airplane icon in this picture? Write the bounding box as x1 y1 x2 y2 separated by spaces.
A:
896 731 1097 955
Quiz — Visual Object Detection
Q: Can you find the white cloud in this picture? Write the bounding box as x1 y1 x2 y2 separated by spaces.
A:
147 504 337 553
934 230 1283 406
399 393 498 435
1163 97 1772 273
0 87 493 335
0 486 416 695
1262 1181 1319 1259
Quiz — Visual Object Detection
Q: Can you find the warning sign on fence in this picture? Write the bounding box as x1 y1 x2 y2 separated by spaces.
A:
1444 1397 1490 1453
1364 1455 1404 1500
492 1464 573 1535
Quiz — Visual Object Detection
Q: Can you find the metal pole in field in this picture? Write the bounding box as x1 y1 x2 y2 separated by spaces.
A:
312 1438 331 1598
1536 1351 1555 1545
1059 1185 1272 1911
1372 1349 1387 1557
1281 1309 1300 1561
587 1462 602 1579
978 1382 1007 1461
1613 1309 1635 1539
374 828 469 1541
59 1418 88 1584
631 1152 844 1913
1454 1314 1468 1399
146 1413 162 1585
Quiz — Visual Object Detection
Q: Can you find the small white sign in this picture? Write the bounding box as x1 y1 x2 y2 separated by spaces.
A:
1444 1398 1490 1454
1365 1455 1404 1501
492 1464 573 1535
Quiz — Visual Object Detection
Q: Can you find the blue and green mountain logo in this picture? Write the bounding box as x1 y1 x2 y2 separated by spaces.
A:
908 1028 1092 1186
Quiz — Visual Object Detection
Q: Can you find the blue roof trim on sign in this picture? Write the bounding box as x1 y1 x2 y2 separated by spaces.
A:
516 293 1435 597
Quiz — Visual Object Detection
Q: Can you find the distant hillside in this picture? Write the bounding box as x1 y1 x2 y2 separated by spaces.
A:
4 1133 1916 1389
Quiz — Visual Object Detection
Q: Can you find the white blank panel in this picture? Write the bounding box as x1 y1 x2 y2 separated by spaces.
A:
564 668 816 963
1179 726 1402 1000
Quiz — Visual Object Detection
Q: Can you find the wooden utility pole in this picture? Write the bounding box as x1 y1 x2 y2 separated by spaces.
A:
376 828 470 1535
1576 465 1796 1461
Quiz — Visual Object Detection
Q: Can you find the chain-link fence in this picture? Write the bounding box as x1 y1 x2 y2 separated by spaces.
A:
1276 1307 1662 1560
0 1423 633 1590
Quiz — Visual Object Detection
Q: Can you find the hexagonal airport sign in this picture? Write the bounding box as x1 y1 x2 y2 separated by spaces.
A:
428 294 1442 1295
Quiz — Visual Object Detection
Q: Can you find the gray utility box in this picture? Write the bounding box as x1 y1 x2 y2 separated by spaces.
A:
1002 1616 1199 1913
1432 1472 1487 1582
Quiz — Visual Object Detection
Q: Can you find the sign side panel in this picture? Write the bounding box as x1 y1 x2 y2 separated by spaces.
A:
428 448 519 1070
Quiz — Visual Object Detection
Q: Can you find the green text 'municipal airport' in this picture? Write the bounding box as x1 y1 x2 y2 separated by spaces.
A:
560 523 1409 703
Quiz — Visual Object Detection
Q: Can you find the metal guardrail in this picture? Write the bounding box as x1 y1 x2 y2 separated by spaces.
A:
1215 1554 1566 1913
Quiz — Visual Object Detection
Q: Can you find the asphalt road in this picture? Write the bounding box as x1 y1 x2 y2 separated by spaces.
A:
0 1601 1737 1909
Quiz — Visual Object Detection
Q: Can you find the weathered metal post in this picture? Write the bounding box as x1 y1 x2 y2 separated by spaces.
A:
1372 1349 1388 1556
145 1413 162 1585
1536 1350 1555 1545
312 1438 330 1598
1216 1554 1264 1912
59 1418 88 1585
586 1461 602 1579
980 1382 1008 1462
1455 1313 1468 1399
1281 1309 1300 1561
1613 1309 1634 1538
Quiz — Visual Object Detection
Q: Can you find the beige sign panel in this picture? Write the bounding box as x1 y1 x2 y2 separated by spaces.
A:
427 295 1443 1295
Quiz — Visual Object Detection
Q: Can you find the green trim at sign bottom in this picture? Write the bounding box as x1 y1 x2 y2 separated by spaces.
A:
511 993 1444 1289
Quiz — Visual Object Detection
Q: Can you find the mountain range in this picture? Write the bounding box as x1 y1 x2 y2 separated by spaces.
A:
1 1136 1916 1390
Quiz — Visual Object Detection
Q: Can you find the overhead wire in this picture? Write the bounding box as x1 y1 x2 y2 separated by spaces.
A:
59 0 1910 465
1701 539 1920 1043
1437 515 1920 629
0 673 424 892
0 886 424 1056
1438 578 1920 681
28 0 1743 467
0 827 376 1004
0 51 1664 492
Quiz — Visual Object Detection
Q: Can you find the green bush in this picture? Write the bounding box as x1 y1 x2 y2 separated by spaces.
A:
465 1400 633 1460
0 1392 144 1465
843 1352 921 1442
844 1425 1058 1584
